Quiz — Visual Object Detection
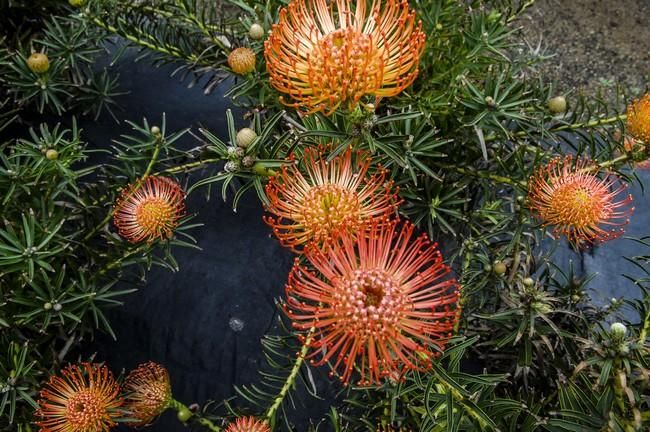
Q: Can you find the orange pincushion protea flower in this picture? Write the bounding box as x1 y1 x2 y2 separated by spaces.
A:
123 362 172 426
113 176 186 243
264 146 400 252
626 93 650 143
35 363 123 432
528 156 634 247
225 416 271 432
285 221 460 385
264 0 426 115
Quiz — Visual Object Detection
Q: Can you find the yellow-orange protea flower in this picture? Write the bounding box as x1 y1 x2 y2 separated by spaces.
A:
224 416 271 432
264 0 426 115
626 93 650 143
528 156 634 247
285 220 461 385
123 362 172 426
264 146 400 252
35 363 123 432
113 176 186 243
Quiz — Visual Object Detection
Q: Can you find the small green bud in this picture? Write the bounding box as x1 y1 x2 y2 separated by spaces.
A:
610 322 627 338
236 127 258 148
151 126 161 136
248 23 265 40
571 294 581 302
523 277 534 287
176 407 193 422
69 0 87 7
484 96 496 107
45 149 59 160
435 23 443 31
43 302 53 310
493 261 507 276
53 303 62 312
547 96 567 114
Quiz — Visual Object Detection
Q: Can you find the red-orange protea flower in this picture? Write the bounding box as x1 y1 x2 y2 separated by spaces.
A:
225 416 271 432
285 221 460 385
113 176 186 243
626 93 650 143
528 156 634 247
123 362 172 426
264 0 426 115
264 146 400 252
35 363 123 432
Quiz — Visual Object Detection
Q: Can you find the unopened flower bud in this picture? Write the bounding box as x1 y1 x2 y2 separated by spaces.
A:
249 23 265 40
523 277 534 287
227 146 245 158
242 155 256 167
610 322 627 338
228 47 256 75
236 127 257 148
547 96 567 114
27 53 50 74
224 161 239 173
150 126 161 136
45 149 59 160
493 261 507 275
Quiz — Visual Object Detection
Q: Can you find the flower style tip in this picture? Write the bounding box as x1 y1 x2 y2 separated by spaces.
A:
225 416 271 432
528 156 634 248
113 176 186 244
264 145 401 252
123 361 172 427
626 93 650 143
35 363 123 432
285 220 461 385
264 0 426 115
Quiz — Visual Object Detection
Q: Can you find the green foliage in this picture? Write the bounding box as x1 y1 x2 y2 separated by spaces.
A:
0 0 648 431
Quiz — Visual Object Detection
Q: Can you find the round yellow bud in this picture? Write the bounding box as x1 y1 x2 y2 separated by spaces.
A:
27 53 50 74
547 96 567 114
236 127 258 148
227 47 256 75
248 23 265 40
45 149 59 160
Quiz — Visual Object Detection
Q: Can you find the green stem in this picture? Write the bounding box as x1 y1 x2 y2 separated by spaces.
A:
265 328 315 422
484 114 627 143
154 158 222 175
639 305 649 345
170 399 222 432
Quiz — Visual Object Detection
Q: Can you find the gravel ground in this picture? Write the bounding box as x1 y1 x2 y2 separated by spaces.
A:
520 0 649 97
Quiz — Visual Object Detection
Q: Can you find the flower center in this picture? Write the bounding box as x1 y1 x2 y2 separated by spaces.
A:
136 198 176 236
65 390 106 429
301 184 361 241
549 182 603 228
334 269 407 339
308 28 384 106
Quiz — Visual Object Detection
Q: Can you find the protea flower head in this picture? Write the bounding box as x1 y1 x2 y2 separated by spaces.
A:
225 416 270 432
113 176 186 243
285 220 461 385
123 362 172 426
626 93 650 143
528 156 634 247
264 145 400 252
264 0 426 115
35 363 123 432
